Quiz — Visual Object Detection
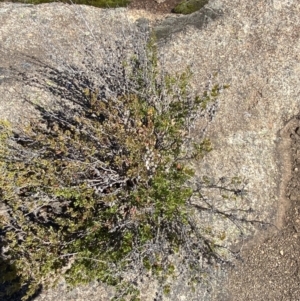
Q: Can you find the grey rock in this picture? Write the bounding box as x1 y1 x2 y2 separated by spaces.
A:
153 7 223 42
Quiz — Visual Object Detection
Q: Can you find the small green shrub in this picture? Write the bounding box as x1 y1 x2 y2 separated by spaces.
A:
0 31 236 300
0 0 131 9
173 0 209 14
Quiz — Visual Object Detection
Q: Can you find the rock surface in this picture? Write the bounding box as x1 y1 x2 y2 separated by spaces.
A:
0 0 300 300
225 117 300 300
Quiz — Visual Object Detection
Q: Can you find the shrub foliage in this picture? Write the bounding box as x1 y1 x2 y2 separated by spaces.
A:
3 0 131 9
0 33 232 300
173 0 209 15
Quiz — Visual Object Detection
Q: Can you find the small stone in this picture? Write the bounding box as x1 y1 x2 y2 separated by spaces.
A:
280 250 284 256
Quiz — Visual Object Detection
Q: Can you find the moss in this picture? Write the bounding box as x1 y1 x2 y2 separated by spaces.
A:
0 0 131 9
173 0 209 15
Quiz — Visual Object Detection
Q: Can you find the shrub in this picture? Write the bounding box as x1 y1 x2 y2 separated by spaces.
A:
173 0 209 15
1 0 131 9
0 28 241 301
